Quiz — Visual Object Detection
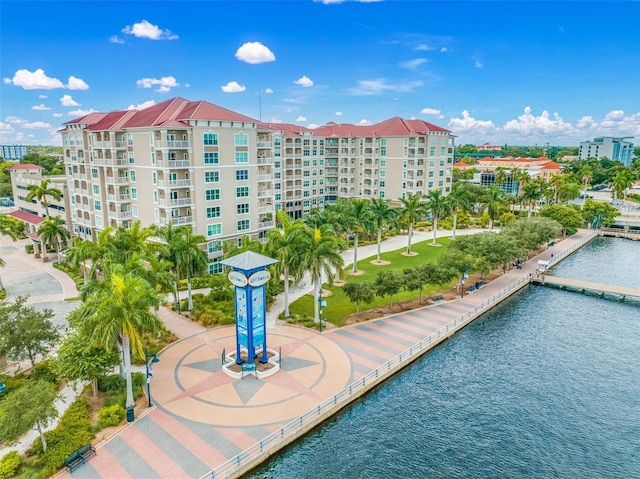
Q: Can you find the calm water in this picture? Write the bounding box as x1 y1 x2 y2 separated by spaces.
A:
249 237 640 479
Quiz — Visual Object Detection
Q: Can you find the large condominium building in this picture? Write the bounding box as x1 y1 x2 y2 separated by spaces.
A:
578 137 634 166
60 97 455 273
1 144 27 161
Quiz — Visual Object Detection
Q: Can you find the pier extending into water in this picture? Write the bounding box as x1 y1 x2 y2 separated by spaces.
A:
598 227 640 241
532 274 640 303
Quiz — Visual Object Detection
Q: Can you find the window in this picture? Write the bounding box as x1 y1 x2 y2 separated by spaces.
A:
128 153 135 164
440 147 446 156
439 170 444 177
380 149 387 157
209 259 223 274
303 150 310 156
204 133 218 145
429 171 434 178
380 160 386 167
205 171 220 183
206 206 221 219
234 132 248 146
207 224 222 236
131 187 137 199
379 171 386 178
204 152 219 164
91 168 98 179
235 152 249 164
429 160 435 167
208 240 222 254
151 152 156 165
237 219 250 231
275 193 282 200
440 160 445 166
430 138 436 146
152 171 157 185
379 180 386 188
236 203 250 215
132 205 139 218
95 215 103 227
380 139 387 146
92 185 100 195
303 160 310 167
94 200 101 211
274 138 281 146
153 191 158 203
303 180 310 187
206 189 220 201
236 186 249 198
130 171 136 182
235 169 249 181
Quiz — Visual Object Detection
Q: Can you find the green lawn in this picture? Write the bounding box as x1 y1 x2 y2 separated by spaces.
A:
287 236 454 327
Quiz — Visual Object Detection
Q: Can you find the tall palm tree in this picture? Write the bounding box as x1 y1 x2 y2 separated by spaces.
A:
77 269 161 409
87 226 117 278
266 210 306 318
558 181 581 203
425 190 450 245
369 197 397 262
494 167 508 188
113 221 155 265
549 173 566 204
480 185 507 231
579 167 593 198
298 225 344 324
346 198 372 272
445 185 470 240
399 192 428 255
522 183 542 218
611 169 633 201
65 237 95 285
37 216 70 262
25 179 62 218
174 228 208 311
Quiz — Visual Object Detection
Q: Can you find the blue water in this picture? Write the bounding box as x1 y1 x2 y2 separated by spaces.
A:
249 238 640 478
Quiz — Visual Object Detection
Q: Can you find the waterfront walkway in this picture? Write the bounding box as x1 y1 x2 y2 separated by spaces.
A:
61 230 596 479
532 274 640 299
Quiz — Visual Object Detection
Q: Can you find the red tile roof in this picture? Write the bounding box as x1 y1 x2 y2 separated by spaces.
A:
454 161 470 167
7 163 43 170
8 210 44 224
63 112 107 126
85 110 137 131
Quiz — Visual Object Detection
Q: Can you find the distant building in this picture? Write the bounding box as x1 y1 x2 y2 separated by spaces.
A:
475 142 502 152
578 137 634 166
1 145 27 161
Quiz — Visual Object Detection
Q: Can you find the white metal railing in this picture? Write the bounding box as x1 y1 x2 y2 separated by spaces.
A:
108 194 130 202
257 141 272 148
257 175 271 182
257 205 273 214
199 274 534 479
165 140 189 149
158 179 191 187
257 190 272 198
257 157 272 165
157 159 190 168
258 220 275 229
158 197 192 207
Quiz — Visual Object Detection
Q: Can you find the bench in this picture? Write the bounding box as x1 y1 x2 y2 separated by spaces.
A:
65 444 96 472
431 294 444 303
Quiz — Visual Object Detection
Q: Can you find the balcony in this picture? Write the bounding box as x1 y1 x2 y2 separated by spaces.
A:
257 190 273 198
74 188 89 196
257 205 273 214
257 174 272 182
72 173 87 180
107 194 130 202
115 140 126 148
257 141 272 148
75 217 92 226
258 220 275 229
75 203 91 212
108 210 132 220
158 197 193 207
158 179 191 188
93 141 112 149
157 159 190 168
105 176 129 185
159 215 193 226
257 157 272 165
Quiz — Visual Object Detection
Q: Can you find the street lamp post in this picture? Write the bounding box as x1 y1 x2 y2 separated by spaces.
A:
318 296 327 332
145 349 160 408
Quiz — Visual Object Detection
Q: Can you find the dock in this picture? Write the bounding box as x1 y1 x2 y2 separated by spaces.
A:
598 227 640 241
532 274 640 302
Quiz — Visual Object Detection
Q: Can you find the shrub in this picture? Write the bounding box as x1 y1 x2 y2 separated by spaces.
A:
97 404 125 429
32 360 59 385
0 451 21 479
479 212 490 228
0 375 24 390
104 390 127 408
25 244 34 254
98 374 125 392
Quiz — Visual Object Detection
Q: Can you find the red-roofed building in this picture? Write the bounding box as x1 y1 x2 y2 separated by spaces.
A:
60 97 454 270
466 156 562 194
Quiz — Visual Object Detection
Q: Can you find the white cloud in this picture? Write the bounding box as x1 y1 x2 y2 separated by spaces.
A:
348 78 422 95
127 100 156 110
4 116 27 125
22 121 52 129
122 20 178 40
315 0 345 4
109 35 125 44
448 110 496 132
269 117 282 123
136 76 179 92
235 42 276 64
32 104 51 111
335 111 343 116
294 75 314 87
438 114 445 119
295 116 307 122
473 54 483 68
307 123 320 129
359 119 372 125
0 123 15 143
6 69 65 90
440 47 448 52
3 78 11 84
503 106 572 135
420 107 441 115
221 81 246 93
60 95 80 107
400 58 427 69
67 76 89 90
52 113 63 118
415 44 435 51
68 108 96 116
39 94 48 99
265 88 274 94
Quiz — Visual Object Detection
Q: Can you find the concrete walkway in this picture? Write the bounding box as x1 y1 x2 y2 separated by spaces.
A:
62 229 596 479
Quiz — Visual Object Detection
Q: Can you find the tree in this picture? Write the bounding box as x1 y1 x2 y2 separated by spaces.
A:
539 205 584 235
298 225 344 324
0 380 58 452
399 192 428 254
266 210 306 318
55 329 119 396
557 181 581 203
0 214 22 241
346 198 372 272
0 296 60 372
581 198 620 227
375 270 403 308
494 167 508 187
480 185 507 231
342 282 376 313
522 182 542 218
447 184 470 240
37 216 70 262
65 237 96 286
369 197 397 262
611 169 633 200
174 228 208 311
75 270 161 409
403 264 452 304
25 179 62 218
425 190 451 245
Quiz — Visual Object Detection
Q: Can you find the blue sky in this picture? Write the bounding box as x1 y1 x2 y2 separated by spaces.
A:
1 1 639 147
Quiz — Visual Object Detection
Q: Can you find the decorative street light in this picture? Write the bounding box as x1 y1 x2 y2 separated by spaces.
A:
145 349 160 408
318 296 327 332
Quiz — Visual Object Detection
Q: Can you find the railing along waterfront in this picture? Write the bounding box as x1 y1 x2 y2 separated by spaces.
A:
548 230 597 267
199 274 534 479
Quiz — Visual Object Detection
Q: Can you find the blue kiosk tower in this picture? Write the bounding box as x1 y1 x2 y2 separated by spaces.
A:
221 251 278 368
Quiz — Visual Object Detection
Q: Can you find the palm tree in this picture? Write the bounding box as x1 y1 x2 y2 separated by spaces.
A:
298 225 344 324
522 183 542 218
174 228 208 311
399 192 428 255
579 167 593 198
369 197 397 262
77 269 161 409
558 181 581 203
480 185 506 231
549 173 566 204
425 190 450 245
37 216 70 262
494 167 508 188
611 169 633 201
86 226 117 278
113 221 155 265
346 198 372 272
25 179 62 218
266 210 306 318
65 237 95 285
445 184 470 240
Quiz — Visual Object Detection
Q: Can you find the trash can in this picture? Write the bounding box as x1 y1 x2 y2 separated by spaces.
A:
126 407 134 423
